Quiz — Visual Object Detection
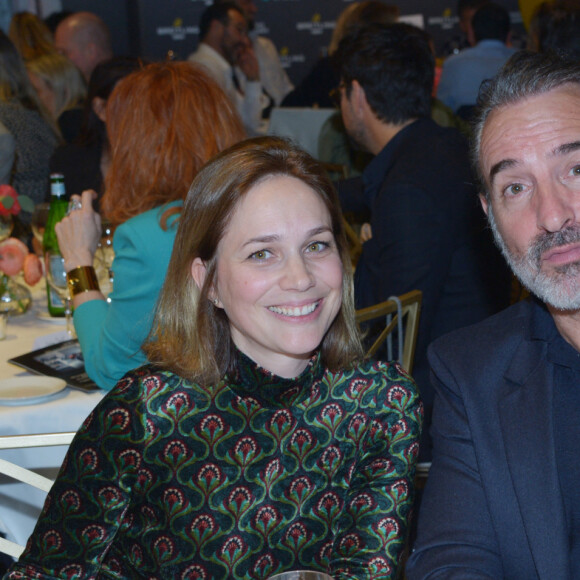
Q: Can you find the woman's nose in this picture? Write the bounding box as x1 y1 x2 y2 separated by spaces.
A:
280 255 315 291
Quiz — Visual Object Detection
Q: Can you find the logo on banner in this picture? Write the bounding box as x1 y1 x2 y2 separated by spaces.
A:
296 13 335 35
427 8 457 31
157 17 199 41
254 21 270 36
279 46 306 69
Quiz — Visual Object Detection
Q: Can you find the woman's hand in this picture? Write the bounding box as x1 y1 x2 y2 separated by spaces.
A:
55 190 102 273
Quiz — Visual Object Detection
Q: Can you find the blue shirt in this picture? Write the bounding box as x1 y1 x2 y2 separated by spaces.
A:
437 40 517 112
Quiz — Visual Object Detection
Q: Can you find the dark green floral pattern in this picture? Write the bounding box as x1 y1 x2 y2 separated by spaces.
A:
6 352 422 580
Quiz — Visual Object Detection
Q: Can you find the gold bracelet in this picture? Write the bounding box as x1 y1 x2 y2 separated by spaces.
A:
66 266 100 297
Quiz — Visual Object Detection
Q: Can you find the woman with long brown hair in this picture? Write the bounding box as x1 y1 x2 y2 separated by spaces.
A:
55 61 245 390
7 137 422 578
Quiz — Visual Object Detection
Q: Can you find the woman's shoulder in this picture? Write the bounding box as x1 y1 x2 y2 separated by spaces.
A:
328 358 415 384
105 365 211 409
324 359 420 406
118 201 183 234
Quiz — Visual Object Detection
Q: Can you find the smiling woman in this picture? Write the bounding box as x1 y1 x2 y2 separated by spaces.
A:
6 137 423 580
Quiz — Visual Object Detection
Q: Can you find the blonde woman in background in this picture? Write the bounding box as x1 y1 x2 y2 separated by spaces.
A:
8 11 55 61
27 52 86 143
0 31 59 220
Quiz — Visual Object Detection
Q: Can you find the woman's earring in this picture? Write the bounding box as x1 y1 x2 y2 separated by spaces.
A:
213 298 219 306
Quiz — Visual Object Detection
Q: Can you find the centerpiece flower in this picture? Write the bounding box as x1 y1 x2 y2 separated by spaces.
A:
0 237 43 315
0 184 41 314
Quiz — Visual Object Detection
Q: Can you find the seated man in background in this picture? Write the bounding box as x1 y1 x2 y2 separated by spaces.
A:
407 50 580 579
55 11 113 82
213 0 293 107
189 2 267 135
437 1 516 119
334 23 509 461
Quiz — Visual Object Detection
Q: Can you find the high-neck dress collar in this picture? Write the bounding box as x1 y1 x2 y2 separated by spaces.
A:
226 349 325 408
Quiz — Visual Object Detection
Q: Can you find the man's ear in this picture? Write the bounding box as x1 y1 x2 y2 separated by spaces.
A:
351 79 366 113
479 192 489 216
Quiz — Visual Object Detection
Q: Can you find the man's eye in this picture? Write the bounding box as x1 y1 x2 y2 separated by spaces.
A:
571 165 580 176
505 183 524 196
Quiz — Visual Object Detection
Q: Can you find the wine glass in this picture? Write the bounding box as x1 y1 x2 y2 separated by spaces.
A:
44 252 75 337
94 219 114 298
0 214 13 242
30 202 51 245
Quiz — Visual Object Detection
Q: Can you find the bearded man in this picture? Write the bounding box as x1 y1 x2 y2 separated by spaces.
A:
407 50 580 580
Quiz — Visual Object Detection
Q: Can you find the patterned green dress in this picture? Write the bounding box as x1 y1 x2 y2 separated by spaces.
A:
6 351 422 579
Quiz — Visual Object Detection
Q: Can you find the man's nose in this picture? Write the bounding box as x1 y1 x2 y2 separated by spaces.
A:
535 182 578 233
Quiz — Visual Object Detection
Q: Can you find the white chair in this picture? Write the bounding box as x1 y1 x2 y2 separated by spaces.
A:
0 432 76 559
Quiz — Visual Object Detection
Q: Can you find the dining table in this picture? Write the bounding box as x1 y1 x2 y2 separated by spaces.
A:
0 280 105 549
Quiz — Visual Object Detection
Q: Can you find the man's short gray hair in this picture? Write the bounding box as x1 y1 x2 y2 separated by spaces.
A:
473 50 580 198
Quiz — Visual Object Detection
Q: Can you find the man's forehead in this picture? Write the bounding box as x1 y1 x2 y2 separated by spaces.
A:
481 86 580 177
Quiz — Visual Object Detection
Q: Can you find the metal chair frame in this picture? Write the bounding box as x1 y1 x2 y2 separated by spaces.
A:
355 289 422 373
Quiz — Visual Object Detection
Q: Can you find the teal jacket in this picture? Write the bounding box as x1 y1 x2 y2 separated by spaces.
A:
74 201 181 390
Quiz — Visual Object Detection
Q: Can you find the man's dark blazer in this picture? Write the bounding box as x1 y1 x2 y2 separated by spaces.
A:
406 299 571 579
346 118 510 458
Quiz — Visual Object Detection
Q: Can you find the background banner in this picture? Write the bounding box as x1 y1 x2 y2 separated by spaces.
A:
6 0 527 86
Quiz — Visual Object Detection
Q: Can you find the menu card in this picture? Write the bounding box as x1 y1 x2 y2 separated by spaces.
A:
8 339 101 392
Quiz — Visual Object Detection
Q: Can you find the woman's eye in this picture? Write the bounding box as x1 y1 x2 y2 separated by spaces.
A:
306 241 329 253
249 249 271 260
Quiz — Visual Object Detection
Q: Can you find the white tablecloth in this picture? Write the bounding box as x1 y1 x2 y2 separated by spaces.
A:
0 285 105 547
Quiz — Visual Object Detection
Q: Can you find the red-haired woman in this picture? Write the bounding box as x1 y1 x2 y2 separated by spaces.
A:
55 61 245 390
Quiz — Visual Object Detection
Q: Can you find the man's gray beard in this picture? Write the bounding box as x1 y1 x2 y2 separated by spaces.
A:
488 207 580 310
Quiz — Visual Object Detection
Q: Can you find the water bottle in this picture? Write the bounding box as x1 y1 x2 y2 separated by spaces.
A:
43 174 68 316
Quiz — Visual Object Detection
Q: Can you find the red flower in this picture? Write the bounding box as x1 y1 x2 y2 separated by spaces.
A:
0 185 21 217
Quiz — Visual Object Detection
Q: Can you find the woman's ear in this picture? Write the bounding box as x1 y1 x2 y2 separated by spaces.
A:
92 96 107 122
191 258 221 307
191 257 207 291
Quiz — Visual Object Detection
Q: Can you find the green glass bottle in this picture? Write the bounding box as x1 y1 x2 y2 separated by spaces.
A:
43 174 68 317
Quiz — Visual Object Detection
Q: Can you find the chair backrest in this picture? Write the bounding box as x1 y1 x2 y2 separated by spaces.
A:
0 432 76 560
268 107 336 157
355 290 422 373
341 217 363 267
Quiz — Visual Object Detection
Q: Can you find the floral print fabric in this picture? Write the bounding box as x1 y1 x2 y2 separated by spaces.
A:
7 352 422 580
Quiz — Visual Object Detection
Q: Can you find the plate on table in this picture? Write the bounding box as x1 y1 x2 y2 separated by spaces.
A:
0 376 67 405
36 311 66 324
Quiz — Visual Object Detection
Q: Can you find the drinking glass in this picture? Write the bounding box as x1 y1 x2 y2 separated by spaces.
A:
267 572 333 580
94 219 114 298
30 202 51 245
0 214 13 242
44 253 74 337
